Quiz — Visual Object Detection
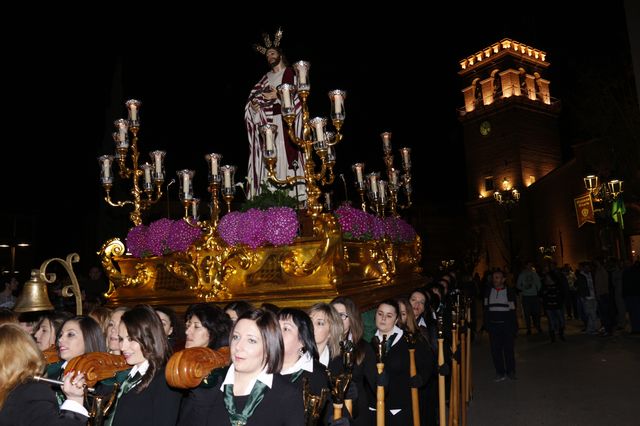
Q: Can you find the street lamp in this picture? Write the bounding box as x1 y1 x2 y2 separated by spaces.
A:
493 178 521 273
538 245 557 261
583 173 626 260
584 174 623 206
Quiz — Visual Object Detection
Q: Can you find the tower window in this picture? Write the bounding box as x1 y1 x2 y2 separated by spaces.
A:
484 177 494 192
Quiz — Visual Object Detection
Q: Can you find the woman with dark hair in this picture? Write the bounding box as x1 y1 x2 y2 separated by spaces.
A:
202 308 303 425
398 295 438 426
47 316 107 383
185 303 232 350
176 303 233 426
277 308 325 389
99 304 182 426
0 324 89 425
330 296 377 426
155 305 185 353
373 299 432 426
223 300 253 324
34 311 73 352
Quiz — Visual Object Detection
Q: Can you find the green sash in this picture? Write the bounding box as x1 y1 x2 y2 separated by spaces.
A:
223 380 269 426
103 372 143 426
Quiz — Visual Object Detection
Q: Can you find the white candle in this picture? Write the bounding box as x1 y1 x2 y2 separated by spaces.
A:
334 94 343 114
130 104 138 121
390 169 399 186
314 122 324 141
154 155 162 174
211 157 218 176
144 166 151 185
401 148 411 167
118 126 127 143
282 87 292 108
370 175 378 194
102 161 110 179
382 133 391 152
298 68 308 85
266 128 274 151
183 173 190 196
356 167 363 183
223 169 231 188
191 201 198 218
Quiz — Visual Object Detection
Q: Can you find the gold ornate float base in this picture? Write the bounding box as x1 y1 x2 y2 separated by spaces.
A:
100 214 425 311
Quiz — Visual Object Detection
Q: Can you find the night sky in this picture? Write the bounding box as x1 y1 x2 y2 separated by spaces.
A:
0 4 636 277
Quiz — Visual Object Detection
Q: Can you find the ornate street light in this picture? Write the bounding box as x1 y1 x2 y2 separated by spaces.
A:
584 174 623 204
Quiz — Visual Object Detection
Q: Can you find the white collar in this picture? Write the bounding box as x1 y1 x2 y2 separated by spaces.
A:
130 360 149 377
281 351 314 375
375 325 404 348
418 317 427 327
318 345 330 367
220 364 273 392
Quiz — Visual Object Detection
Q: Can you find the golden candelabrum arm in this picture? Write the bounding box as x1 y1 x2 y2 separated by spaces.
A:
39 253 83 315
98 238 154 292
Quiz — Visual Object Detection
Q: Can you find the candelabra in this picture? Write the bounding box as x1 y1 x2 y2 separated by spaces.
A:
98 100 166 226
260 60 345 221
351 132 413 217
177 161 238 228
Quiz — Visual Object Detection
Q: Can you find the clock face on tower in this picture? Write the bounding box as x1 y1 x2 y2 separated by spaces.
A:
479 120 491 136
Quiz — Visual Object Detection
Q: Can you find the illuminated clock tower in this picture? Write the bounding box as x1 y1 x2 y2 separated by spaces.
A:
458 38 563 272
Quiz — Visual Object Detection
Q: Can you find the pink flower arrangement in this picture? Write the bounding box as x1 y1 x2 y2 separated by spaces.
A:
126 218 203 257
218 207 299 249
335 204 416 243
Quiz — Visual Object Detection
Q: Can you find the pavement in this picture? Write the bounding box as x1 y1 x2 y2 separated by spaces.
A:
466 318 640 425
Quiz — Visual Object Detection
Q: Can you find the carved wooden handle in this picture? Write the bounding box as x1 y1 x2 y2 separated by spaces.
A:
65 352 128 387
165 346 231 389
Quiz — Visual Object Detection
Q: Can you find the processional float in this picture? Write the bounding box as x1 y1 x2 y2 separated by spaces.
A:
97 61 425 311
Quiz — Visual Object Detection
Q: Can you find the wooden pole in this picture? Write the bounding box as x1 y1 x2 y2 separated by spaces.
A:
465 304 472 404
449 326 459 426
377 363 385 426
437 315 446 426
409 348 420 426
333 403 343 421
345 399 353 416
460 320 467 426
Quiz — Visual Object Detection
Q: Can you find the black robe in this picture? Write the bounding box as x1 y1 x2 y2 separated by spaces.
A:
0 380 88 426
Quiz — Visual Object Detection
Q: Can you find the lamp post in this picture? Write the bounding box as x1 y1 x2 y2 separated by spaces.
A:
493 178 520 273
583 174 626 260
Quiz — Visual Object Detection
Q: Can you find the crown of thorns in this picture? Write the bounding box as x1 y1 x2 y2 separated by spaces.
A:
252 27 283 55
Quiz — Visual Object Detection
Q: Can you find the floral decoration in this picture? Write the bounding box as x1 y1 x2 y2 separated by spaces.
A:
335 204 416 243
218 207 299 249
126 218 203 257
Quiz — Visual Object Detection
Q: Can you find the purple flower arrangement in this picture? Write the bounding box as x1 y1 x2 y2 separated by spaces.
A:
125 218 203 257
335 205 416 243
218 207 299 249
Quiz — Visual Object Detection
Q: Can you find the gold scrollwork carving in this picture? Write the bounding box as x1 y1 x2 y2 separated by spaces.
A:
282 214 346 284
99 238 154 294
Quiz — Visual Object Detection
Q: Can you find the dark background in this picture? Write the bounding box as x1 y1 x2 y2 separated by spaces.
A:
0 3 637 279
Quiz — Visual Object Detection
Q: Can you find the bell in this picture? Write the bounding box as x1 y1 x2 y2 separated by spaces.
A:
13 269 54 312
